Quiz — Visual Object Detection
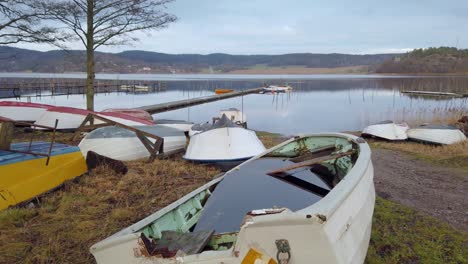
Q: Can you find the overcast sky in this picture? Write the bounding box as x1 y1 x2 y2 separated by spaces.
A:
13 0 468 55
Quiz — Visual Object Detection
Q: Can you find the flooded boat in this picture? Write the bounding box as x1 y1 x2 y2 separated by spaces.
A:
155 119 194 132
407 124 466 145
0 142 87 210
78 125 187 161
34 106 153 131
90 133 375 264
102 108 154 122
0 101 52 123
361 120 409 140
183 115 265 169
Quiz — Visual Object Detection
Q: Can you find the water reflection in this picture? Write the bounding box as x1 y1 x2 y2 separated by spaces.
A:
5 77 467 135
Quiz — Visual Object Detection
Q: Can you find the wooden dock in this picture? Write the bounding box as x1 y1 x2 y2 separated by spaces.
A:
139 88 263 114
401 90 466 97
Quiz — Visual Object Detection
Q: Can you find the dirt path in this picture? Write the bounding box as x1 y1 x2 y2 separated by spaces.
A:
371 148 468 231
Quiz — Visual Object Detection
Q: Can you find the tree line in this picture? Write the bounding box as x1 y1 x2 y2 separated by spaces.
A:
0 0 177 111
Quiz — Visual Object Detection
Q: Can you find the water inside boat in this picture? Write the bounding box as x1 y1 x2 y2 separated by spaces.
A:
101 135 358 256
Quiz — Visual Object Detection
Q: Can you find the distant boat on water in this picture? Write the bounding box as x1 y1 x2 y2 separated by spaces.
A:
261 84 293 93
215 88 234 94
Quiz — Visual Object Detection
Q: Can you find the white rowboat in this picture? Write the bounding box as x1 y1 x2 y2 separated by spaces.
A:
0 101 52 122
78 125 186 161
407 124 466 145
183 115 265 167
362 121 409 140
90 133 375 264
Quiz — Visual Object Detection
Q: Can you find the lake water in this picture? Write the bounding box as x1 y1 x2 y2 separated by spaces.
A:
3 74 467 135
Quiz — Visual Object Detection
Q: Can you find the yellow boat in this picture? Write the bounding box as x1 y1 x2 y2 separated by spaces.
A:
0 142 87 210
215 89 234 94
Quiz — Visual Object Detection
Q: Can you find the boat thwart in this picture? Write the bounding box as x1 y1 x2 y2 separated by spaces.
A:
90 133 375 264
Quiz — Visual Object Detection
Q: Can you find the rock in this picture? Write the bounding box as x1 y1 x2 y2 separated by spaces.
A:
86 151 128 175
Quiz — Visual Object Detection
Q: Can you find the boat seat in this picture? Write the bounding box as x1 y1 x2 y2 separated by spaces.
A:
141 230 214 258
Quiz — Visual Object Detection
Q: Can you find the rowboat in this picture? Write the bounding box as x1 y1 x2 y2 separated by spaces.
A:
90 133 375 264
34 106 153 131
361 121 409 140
183 115 265 169
0 101 52 122
0 142 87 210
407 124 466 145
215 89 234 94
102 108 154 122
155 119 194 132
78 125 187 161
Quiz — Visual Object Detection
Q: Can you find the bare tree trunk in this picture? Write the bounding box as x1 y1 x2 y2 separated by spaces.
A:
86 0 94 112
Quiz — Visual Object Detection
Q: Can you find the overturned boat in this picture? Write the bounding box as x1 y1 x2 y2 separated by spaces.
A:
102 108 154 122
78 125 187 161
0 101 52 123
34 106 153 131
183 115 265 168
90 133 375 264
0 142 87 210
261 85 293 93
407 124 466 145
155 119 194 132
361 121 409 140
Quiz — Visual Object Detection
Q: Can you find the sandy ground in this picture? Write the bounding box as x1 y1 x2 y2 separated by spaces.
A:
372 148 467 231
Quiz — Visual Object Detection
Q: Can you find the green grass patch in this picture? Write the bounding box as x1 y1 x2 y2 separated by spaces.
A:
366 197 467 263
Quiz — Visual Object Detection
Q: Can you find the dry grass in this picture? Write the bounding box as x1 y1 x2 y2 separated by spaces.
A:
370 140 468 171
256 131 287 149
0 158 220 264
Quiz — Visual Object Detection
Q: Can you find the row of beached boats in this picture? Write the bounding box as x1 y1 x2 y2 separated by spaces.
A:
0 99 376 264
362 120 466 145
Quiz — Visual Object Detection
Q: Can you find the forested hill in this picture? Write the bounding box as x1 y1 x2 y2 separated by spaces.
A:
376 47 468 74
0 46 397 73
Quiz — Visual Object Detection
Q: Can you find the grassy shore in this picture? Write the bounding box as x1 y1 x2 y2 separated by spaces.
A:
0 132 466 263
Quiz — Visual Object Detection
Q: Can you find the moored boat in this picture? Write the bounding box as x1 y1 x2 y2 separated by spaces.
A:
261 85 293 93
183 115 265 169
78 125 187 161
215 89 234 94
407 124 466 145
0 101 52 123
90 133 375 264
0 142 87 210
361 120 409 140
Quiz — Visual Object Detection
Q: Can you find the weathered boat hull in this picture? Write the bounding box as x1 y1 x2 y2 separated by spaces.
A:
407 127 466 145
34 107 153 131
0 101 52 122
78 125 186 161
362 121 409 140
155 119 194 132
0 142 87 210
102 108 154 122
183 127 266 166
90 133 375 264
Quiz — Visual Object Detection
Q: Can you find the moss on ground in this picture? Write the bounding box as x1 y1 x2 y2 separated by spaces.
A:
366 197 467 264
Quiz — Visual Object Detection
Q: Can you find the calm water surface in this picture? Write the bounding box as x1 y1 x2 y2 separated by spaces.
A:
4 75 467 135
